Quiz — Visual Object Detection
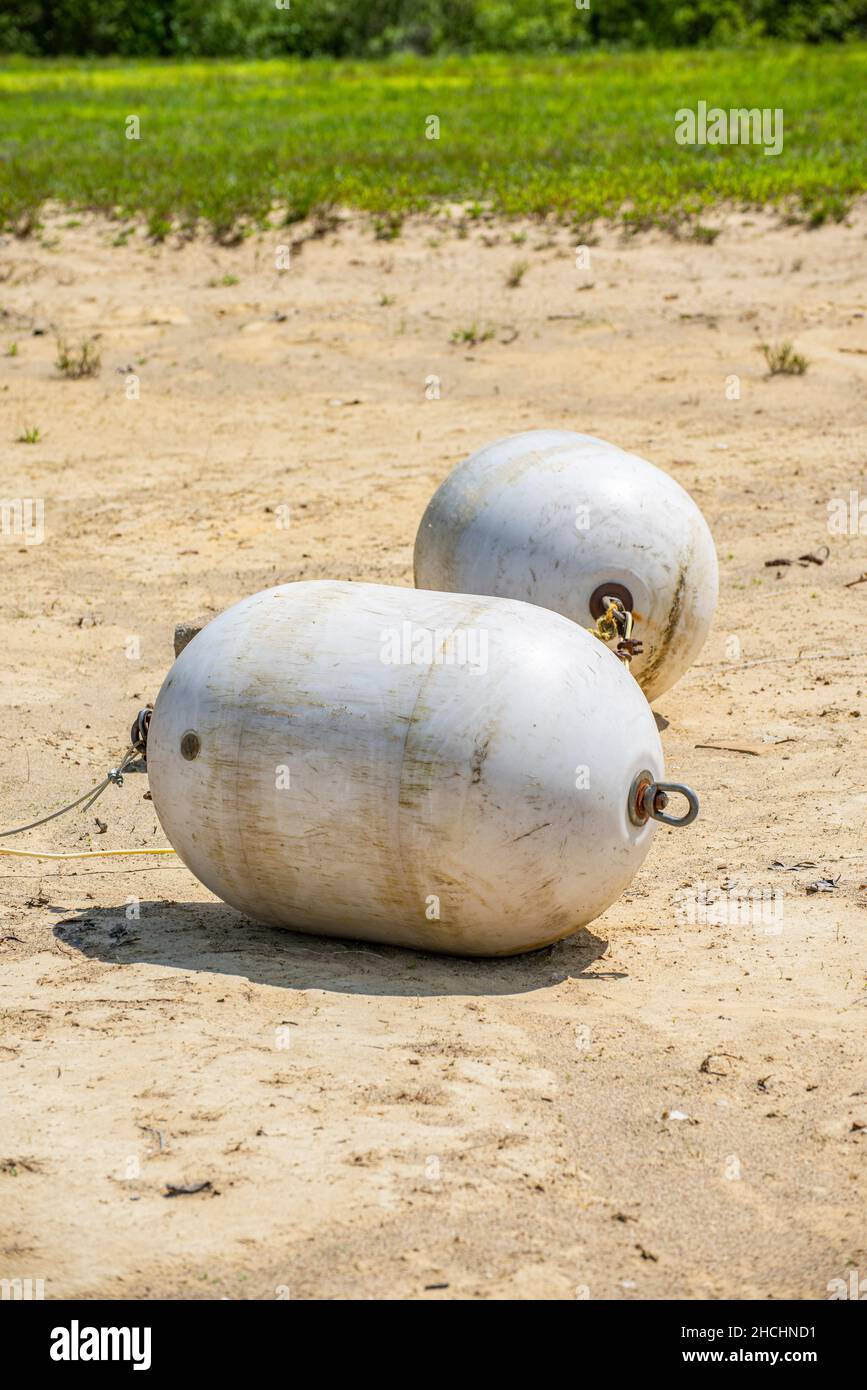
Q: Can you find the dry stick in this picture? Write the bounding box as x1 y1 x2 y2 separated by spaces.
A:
694 744 761 756
0 865 185 879
694 652 860 672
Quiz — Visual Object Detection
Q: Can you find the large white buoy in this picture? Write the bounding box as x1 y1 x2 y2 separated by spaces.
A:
414 430 718 701
146 581 697 957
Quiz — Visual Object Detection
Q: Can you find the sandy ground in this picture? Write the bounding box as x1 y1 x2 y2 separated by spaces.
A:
0 203 865 1301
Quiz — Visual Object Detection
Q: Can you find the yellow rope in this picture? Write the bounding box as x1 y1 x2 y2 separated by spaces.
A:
587 598 638 666
588 599 623 645
0 846 177 861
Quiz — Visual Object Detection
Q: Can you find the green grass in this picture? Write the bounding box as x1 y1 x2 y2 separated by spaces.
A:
0 47 864 237
54 336 101 378
761 340 809 375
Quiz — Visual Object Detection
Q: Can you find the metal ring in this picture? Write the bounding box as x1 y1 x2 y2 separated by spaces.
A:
628 769 654 826
646 781 699 828
130 706 152 754
589 582 634 620
628 771 699 828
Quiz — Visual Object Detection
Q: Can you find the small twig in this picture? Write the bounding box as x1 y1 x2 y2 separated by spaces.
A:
700 1052 741 1075
0 865 184 879
694 652 860 672
139 1125 166 1152
694 743 761 756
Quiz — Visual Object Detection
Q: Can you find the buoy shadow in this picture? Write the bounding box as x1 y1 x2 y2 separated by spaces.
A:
52 900 616 998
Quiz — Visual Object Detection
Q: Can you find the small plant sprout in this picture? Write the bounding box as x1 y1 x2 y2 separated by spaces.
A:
373 212 402 241
6 342 18 357
55 336 101 379
505 259 529 288
761 341 808 376
17 426 41 444
450 324 494 347
691 224 720 244
147 213 172 242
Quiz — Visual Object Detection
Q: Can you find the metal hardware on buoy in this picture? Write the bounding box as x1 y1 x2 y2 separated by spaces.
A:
628 769 699 828
179 731 200 761
130 705 152 754
589 582 634 620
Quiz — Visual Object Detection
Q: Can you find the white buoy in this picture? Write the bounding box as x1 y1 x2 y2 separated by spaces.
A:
146 581 697 957
414 430 719 701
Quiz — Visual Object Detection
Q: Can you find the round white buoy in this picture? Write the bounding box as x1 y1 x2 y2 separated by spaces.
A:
414 430 718 701
146 581 697 957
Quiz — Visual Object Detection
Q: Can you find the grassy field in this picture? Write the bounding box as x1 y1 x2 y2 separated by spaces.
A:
1 45 865 237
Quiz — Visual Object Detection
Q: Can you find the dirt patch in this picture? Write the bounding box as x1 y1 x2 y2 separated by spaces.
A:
0 205 865 1299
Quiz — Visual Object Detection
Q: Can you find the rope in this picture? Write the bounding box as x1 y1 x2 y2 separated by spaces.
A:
588 599 625 646
0 747 141 839
587 596 642 665
0 714 175 861
0 846 176 861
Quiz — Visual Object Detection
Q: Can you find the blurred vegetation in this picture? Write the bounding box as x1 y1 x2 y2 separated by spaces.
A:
1 1 866 58
0 47 864 235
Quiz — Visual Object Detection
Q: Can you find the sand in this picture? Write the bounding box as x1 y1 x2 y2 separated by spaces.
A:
0 203 865 1300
